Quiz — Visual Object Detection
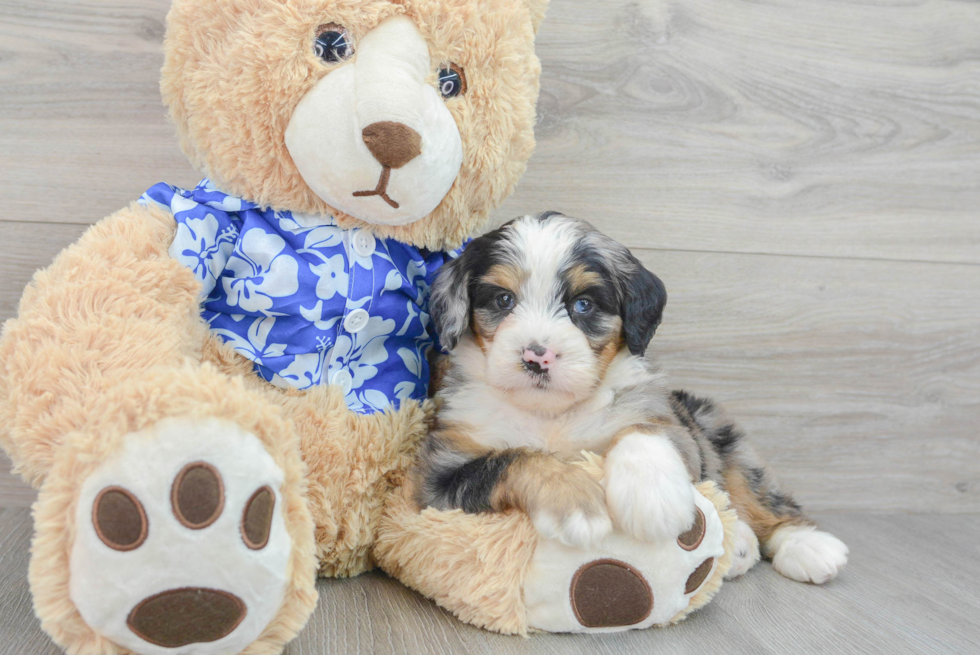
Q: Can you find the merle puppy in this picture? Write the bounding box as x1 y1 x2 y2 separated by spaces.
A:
416 212 848 583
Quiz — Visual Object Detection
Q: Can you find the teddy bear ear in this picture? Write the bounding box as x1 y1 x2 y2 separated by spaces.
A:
526 0 550 34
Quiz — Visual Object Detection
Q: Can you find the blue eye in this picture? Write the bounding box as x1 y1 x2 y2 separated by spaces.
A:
438 64 466 99
573 298 594 315
496 293 515 310
315 25 354 63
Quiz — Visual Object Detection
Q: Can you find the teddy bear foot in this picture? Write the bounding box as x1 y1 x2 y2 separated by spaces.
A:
523 487 729 633
68 417 295 655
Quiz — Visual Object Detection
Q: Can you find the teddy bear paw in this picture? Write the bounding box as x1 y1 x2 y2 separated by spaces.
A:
68 417 293 655
524 487 727 633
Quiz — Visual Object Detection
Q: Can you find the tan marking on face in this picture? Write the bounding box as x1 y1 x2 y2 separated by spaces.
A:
565 264 603 297
470 316 491 352
723 470 814 543
481 263 528 293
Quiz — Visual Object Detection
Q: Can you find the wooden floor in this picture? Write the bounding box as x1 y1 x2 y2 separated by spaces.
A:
1 509 977 655
1 0 978 653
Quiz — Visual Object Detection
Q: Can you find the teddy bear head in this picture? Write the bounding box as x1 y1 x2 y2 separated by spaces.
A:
162 0 548 250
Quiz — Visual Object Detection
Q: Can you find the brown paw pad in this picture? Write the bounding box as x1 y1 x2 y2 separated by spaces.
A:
172 462 225 529
685 557 714 594
241 486 275 550
570 559 653 628
127 587 247 648
93 486 148 551
677 507 706 551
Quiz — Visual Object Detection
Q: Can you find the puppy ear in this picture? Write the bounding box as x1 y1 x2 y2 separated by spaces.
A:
620 255 667 357
430 256 472 351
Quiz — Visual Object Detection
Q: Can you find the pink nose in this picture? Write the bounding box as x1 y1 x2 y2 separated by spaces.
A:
522 345 556 371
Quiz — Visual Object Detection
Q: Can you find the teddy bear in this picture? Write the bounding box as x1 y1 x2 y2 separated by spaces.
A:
0 0 548 653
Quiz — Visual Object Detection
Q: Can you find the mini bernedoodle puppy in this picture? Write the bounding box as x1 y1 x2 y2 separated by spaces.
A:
417 212 848 583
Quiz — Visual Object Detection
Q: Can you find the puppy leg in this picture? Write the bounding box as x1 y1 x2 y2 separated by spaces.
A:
724 466 848 584
604 430 697 541
418 437 611 548
674 390 848 583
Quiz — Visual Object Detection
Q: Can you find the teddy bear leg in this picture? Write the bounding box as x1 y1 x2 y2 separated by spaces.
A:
30 369 318 655
522 482 733 633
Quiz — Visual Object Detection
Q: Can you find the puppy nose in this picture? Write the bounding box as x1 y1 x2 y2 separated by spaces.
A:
362 121 422 169
522 344 556 373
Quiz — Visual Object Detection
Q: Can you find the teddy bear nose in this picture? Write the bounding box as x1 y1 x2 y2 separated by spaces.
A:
362 121 422 169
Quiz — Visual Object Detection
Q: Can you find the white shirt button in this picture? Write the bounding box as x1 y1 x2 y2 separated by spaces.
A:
352 230 376 258
331 369 353 394
343 308 370 333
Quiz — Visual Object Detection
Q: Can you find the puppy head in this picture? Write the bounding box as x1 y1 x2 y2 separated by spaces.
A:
432 212 666 413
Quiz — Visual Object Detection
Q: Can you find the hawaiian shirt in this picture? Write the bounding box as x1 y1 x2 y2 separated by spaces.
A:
139 179 462 415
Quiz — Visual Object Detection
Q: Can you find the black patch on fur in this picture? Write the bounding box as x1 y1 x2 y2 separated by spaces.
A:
429 451 519 513
746 467 767 493
765 490 804 517
709 424 743 458
671 390 716 419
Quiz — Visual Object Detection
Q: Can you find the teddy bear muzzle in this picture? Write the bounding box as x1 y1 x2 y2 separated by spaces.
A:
285 15 463 226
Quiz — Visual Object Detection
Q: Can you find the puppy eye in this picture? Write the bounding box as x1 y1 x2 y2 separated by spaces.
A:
573 298 594 315
314 24 354 63
495 293 515 310
438 64 467 99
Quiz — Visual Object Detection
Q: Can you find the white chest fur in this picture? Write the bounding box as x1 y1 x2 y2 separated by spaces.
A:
440 349 663 457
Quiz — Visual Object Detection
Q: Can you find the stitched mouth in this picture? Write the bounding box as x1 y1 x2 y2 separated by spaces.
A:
353 166 399 209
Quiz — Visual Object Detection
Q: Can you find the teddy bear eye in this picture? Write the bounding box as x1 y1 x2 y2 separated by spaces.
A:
438 64 466 99
314 24 354 63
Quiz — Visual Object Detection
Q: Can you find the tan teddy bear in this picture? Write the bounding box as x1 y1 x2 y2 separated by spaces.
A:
0 1 547 653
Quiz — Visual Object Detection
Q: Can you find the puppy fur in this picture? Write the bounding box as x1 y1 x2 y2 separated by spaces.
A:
416 212 848 583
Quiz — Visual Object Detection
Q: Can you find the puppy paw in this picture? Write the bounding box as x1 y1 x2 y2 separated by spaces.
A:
725 519 761 578
604 433 696 542
529 467 612 549
768 525 849 584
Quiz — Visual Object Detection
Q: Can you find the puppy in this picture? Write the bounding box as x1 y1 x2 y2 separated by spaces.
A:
416 212 848 584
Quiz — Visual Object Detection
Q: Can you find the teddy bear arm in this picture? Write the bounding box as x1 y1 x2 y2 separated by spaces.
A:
0 200 206 486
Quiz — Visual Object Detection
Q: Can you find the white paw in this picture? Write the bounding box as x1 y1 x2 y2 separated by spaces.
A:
725 519 761 579
604 433 696 542
532 508 613 549
768 525 849 584
70 418 292 655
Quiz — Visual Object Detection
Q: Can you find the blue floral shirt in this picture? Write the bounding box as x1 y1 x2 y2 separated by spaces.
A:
140 179 462 415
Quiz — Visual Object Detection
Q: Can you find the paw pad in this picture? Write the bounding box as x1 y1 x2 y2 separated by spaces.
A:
71 419 292 655
676 507 705 551
242 486 275 550
684 557 714 594
127 587 247 648
172 461 225 529
93 486 148 551
570 559 654 628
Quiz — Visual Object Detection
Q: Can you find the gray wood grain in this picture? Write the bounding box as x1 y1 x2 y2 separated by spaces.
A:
499 0 980 264
0 509 977 655
3 0 979 264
